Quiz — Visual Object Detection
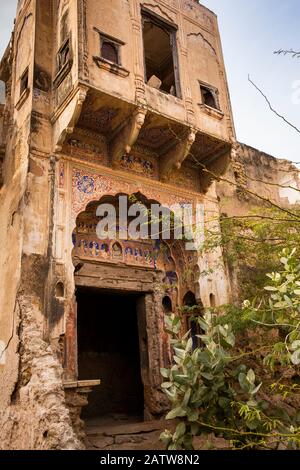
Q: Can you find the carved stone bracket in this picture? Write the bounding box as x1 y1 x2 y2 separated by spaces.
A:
110 106 147 167
53 84 89 153
160 127 196 182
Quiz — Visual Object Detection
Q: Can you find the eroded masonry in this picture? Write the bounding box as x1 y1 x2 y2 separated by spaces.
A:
0 0 299 450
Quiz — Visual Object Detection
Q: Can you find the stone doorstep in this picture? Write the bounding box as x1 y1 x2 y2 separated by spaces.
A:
86 421 229 450
86 420 166 438
87 428 165 450
88 436 115 449
89 435 164 450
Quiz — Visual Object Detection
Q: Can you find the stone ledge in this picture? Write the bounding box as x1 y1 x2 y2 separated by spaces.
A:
198 103 224 120
63 379 101 389
93 56 130 78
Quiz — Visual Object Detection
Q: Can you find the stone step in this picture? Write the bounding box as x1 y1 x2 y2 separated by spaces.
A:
85 419 230 451
86 420 166 437
85 419 168 450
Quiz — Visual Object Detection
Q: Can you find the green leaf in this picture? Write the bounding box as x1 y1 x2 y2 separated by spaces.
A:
225 333 235 347
166 407 187 420
264 286 278 292
185 338 193 352
247 369 255 385
201 372 214 381
174 422 186 440
239 372 250 392
182 434 194 450
274 301 289 309
291 340 300 351
168 443 178 450
160 368 170 378
187 409 199 422
183 388 191 407
191 423 200 436
164 388 176 400
251 382 262 395
198 317 209 331
160 430 172 445
246 420 259 430
218 397 231 409
291 349 300 366
247 399 257 407
174 347 186 359
161 382 173 389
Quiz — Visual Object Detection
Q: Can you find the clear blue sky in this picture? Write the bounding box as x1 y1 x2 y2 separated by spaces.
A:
0 0 299 162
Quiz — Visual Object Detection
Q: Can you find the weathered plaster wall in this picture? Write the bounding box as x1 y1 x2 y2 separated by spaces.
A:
0 0 35 421
216 142 300 300
0 0 81 451
218 142 300 215
0 297 82 450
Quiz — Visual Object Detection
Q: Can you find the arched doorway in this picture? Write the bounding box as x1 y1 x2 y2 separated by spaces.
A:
69 193 199 423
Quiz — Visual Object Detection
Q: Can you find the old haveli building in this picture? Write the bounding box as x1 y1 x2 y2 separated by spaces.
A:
0 0 299 450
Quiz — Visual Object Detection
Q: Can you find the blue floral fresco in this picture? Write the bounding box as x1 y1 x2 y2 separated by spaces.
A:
77 175 95 194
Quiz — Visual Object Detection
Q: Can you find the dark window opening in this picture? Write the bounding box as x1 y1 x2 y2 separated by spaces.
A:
77 287 144 421
101 40 119 64
162 295 172 313
55 282 65 299
20 68 29 96
60 11 69 43
142 11 180 97
200 84 218 110
57 39 70 72
209 293 216 308
95 30 124 66
183 291 204 350
189 318 199 351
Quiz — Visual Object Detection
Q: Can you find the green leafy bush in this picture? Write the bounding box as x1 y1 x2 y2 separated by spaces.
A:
160 249 300 450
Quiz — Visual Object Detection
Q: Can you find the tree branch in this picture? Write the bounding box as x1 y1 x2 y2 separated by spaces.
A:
248 75 300 134
274 49 300 59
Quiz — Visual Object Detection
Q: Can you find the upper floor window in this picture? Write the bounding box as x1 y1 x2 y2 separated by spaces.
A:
101 39 119 64
20 68 29 96
142 9 181 97
53 36 73 89
16 67 29 110
93 29 129 78
57 38 71 72
200 83 219 110
96 30 123 65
